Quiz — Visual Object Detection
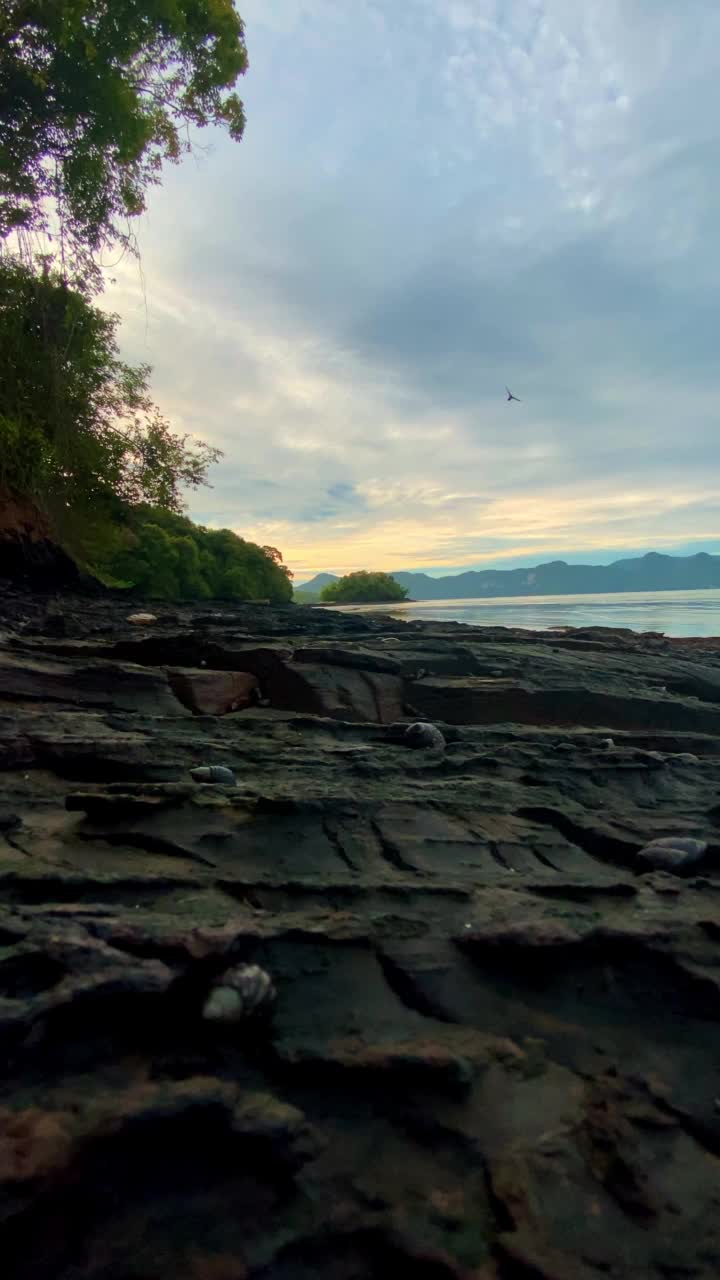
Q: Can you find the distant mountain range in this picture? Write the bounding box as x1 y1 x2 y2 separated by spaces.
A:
295 573 338 592
296 552 720 600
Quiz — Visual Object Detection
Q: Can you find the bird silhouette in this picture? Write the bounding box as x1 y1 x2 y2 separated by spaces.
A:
505 386 522 402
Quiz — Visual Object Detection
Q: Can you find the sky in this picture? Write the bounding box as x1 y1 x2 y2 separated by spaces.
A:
107 0 720 581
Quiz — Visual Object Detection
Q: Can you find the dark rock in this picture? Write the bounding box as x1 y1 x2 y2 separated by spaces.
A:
0 489 84 589
266 659 404 723
0 651 187 716
1 588 720 1278
403 722 447 750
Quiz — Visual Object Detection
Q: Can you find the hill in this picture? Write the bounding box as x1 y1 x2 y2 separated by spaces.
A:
298 553 720 601
295 573 339 593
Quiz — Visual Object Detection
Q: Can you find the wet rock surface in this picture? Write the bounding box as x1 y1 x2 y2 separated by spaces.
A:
1 588 720 1279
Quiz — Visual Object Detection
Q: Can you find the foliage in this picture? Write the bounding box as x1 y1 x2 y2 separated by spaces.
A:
97 505 293 602
293 589 322 605
0 7 289 607
321 571 409 604
0 0 247 272
0 256 220 529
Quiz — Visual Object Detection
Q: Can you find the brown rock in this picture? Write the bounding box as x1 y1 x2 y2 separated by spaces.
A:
190 1255 248 1280
167 668 259 715
0 488 81 588
0 1108 73 1184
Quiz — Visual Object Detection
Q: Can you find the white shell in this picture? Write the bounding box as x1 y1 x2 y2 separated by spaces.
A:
636 837 707 871
203 964 275 1024
127 612 158 625
190 765 236 784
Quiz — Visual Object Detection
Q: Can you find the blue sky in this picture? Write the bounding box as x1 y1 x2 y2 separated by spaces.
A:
108 0 720 579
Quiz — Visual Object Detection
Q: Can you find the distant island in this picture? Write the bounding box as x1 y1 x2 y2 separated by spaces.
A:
320 571 408 604
296 552 720 602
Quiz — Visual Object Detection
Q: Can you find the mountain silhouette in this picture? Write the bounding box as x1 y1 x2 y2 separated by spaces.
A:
297 552 720 600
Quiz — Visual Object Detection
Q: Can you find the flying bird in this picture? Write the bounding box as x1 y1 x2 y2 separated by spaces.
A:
505 386 522 402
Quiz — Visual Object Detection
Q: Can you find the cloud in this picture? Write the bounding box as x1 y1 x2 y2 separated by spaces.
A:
106 0 720 576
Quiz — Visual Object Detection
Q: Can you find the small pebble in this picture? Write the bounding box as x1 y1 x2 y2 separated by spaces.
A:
190 765 236 784
403 722 446 751
636 836 707 872
127 612 157 625
600 738 615 749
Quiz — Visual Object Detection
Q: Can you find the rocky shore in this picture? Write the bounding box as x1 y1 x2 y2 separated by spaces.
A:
2 589 720 1279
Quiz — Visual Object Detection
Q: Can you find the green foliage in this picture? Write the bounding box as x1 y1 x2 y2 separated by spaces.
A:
0 0 247 269
293 589 322 605
0 256 221 527
100 505 293 603
321 571 409 604
0 6 290 607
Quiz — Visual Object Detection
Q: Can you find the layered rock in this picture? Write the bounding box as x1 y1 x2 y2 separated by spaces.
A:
1 590 720 1279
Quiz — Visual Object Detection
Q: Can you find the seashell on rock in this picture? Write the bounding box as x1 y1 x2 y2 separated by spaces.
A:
203 964 276 1025
190 765 236 784
127 612 158 625
403 722 446 751
636 836 707 872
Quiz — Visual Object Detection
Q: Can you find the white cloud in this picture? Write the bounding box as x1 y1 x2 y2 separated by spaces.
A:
104 0 720 575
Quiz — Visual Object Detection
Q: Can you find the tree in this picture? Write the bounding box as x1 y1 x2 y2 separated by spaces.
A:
0 0 247 271
321 571 409 604
104 505 294 603
0 256 220 528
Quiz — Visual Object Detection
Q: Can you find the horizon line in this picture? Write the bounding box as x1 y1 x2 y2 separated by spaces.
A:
295 548 720 584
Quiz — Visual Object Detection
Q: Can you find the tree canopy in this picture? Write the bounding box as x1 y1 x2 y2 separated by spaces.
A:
0 4 295 608
97 505 293 603
0 0 247 269
0 256 220 525
321 572 409 604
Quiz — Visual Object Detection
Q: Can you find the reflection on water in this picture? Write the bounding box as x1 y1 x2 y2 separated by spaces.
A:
332 589 720 638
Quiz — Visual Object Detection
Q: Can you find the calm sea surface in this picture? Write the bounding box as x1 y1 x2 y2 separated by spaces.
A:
331 589 720 637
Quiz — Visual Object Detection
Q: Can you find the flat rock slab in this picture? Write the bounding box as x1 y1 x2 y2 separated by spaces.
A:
1 589 720 1279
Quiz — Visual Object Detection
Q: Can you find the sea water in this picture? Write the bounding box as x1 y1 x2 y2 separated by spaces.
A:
333 589 720 638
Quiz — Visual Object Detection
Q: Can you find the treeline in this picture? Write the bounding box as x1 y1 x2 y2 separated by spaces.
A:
99 506 292 602
321 572 408 603
0 3 291 603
